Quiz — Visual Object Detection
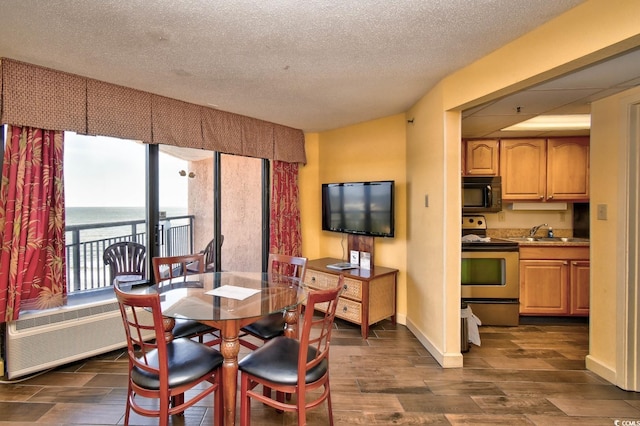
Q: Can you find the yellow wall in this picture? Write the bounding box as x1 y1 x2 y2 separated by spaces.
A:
300 114 408 321
404 0 640 369
403 84 462 366
588 84 640 385
300 0 640 376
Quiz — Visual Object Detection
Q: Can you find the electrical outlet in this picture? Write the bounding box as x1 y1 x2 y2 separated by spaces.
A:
559 212 566 222
497 211 506 222
597 204 608 220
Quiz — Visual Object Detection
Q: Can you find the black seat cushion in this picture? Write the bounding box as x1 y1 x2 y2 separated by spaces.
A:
131 338 223 390
238 336 327 385
241 313 285 340
172 319 216 339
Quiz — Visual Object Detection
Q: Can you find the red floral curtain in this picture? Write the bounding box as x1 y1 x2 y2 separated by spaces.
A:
0 125 66 322
269 160 301 257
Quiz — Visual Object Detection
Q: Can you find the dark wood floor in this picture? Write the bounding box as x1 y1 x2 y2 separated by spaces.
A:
2 318 640 425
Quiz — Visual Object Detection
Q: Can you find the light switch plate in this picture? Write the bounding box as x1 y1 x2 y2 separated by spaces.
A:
597 204 608 220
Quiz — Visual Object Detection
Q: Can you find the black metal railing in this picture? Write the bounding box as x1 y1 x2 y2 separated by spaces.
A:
65 215 195 293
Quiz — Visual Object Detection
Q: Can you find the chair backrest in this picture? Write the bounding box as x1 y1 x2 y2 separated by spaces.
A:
114 283 170 386
152 253 205 285
298 276 344 381
267 253 307 281
201 236 224 271
103 242 146 284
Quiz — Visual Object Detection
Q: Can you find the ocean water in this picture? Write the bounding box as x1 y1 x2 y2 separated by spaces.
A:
66 206 188 243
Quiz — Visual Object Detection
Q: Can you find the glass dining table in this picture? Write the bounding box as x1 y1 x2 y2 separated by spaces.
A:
147 271 308 426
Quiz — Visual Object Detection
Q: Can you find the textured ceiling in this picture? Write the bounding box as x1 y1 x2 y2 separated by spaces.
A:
0 0 586 132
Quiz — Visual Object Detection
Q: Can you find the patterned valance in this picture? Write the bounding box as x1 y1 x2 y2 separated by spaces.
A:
0 58 306 163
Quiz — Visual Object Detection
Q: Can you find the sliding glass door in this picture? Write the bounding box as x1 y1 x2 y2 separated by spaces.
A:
157 145 214 259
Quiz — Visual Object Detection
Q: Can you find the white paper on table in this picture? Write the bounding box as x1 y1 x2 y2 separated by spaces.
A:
205 285 260 301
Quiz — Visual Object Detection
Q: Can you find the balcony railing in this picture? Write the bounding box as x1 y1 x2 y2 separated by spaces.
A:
65 215 195 293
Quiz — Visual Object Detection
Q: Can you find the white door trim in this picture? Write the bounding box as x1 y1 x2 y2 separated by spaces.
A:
616 97 640 391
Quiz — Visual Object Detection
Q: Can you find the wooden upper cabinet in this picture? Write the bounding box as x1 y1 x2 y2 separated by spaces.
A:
464 139 499 175
500 136 590 202
546 137 589 201
500 139 547 201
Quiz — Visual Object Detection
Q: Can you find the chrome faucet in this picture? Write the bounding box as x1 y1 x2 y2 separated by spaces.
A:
529 223 548 237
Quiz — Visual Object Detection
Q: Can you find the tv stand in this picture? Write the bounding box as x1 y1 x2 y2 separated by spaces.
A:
304 257 397 339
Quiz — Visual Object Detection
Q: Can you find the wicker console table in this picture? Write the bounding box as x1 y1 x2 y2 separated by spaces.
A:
304 257 398 339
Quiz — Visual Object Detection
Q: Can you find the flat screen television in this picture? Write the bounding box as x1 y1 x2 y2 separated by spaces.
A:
321 180 394 238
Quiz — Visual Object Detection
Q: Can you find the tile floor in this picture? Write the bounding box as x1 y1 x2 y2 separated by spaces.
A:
1 318 639 425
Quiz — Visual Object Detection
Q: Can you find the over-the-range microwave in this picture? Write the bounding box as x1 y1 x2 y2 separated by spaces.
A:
462 176 502 213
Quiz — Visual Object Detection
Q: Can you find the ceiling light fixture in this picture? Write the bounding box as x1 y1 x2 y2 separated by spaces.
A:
502 114 590 131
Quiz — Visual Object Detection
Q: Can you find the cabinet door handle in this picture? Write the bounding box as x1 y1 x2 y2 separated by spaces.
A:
539 195 544 199
548 195 554 200
311 277 316 283
342 306 348 313
343 284 348 291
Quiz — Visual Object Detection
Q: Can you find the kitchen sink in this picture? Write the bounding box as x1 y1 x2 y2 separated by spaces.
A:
509 237 589 243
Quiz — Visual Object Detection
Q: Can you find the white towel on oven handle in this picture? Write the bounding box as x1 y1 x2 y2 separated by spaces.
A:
461 305 482 346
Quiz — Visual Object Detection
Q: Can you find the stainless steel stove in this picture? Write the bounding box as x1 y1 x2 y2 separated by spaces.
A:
462 215 519 250
461 215 520 326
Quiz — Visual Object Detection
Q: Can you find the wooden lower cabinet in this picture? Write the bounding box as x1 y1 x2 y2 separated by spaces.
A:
570 260 590 315
304 257 398 339
519 246 589 316
520 260 569 314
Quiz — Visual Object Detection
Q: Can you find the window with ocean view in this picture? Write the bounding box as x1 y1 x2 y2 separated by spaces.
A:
64 134 196 293
64 133 148 292
63 133 265 296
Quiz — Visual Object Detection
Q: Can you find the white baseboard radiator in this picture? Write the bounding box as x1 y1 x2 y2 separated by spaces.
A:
5 298 128 379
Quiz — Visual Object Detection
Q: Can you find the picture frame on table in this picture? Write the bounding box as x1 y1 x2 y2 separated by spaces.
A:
360 251 371 270
350 250 360 266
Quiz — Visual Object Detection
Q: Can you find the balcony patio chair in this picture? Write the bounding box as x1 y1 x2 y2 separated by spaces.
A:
239 253 307 350
113 282 223 426
103 241 146 285
152 253 221 347
200 235 224 272
238 277 344 426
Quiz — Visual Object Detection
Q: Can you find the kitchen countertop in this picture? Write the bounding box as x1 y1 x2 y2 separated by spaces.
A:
484 228 589 246
507 237 590 246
